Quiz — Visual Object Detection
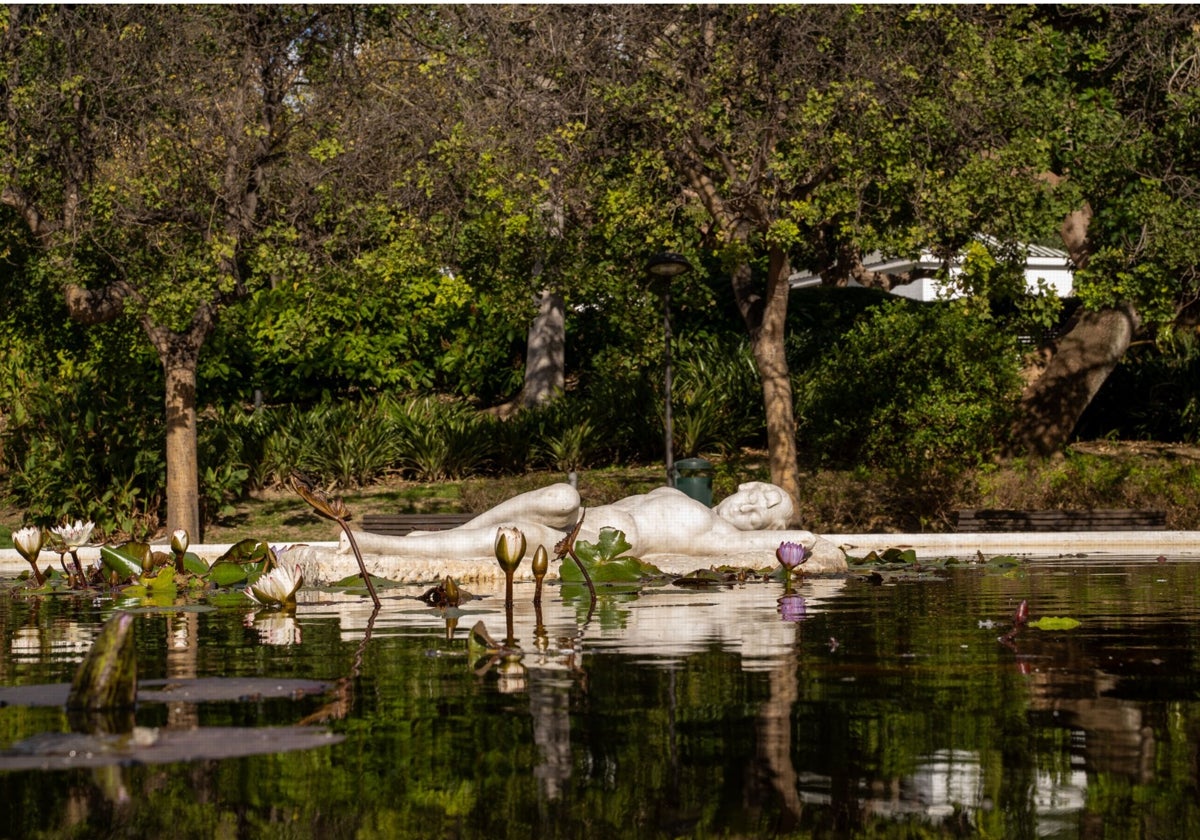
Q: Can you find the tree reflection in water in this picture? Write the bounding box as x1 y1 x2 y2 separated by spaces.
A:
3 559 1200 838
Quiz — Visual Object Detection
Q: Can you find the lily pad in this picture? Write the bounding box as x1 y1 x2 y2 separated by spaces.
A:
100 544 147 581
0 677 333 708
0 725 344 771
563 527 662 585
181 552 209 576
208 560 254 587
1028 616 1082 631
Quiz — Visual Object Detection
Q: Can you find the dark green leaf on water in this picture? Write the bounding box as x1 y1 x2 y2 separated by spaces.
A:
850 547 917 566
563 528 662 585
208 561 251 587
331 572 395 589
100 544 147 582
880 548 918 565
215 539 273 566
573 528 636 565
673 568 740 587
182 552 209 576
205 590 259 608
986 555 1022 567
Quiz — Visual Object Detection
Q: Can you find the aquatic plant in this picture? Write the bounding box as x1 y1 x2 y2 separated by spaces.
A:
290 471 379 608
775 540 810 589
170 528 189 573
246 563 304 609
49 518 95 586
531 544 549 605
494 526 526 607
12 526 46 585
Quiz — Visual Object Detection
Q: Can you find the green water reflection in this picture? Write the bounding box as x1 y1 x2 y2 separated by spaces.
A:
2 558 1200 838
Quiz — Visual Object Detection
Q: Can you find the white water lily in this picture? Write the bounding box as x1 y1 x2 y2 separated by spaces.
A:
170 529 189 554
50 519 95 550
13 526 44 562
246 564 304 609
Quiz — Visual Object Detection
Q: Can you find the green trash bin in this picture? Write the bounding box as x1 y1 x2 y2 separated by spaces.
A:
674 457 714 507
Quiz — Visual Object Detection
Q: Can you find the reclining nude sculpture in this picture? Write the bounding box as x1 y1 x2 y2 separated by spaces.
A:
335 481 847 577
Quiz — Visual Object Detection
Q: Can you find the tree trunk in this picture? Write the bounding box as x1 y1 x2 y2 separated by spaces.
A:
1009 303 1140 456
522 288 566 408
145 315 212 542
163 353 202 541
740 245 801 519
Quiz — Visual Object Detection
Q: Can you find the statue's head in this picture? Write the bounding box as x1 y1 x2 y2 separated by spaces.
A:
714 482 793 531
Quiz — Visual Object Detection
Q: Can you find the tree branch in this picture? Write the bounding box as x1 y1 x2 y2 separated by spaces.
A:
63 281 135 325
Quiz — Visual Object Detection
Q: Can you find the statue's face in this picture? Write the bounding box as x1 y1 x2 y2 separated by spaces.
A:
714 482 792 531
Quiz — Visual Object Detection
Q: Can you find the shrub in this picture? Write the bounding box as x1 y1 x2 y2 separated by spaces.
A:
1 347 165 539
389 396 500 481
794 300 1023 481
670 334 764 457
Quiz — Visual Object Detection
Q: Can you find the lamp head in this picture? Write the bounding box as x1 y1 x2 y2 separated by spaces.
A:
645 252 693 279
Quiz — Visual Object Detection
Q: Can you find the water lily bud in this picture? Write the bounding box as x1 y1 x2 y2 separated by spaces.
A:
775 541 810 571
443 575 460 607
13 526 44 562
532 544 549 581
494 527 527 574
170 529 189 555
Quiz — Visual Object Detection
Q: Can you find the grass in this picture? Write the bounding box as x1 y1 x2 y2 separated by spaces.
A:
3 443 1200 547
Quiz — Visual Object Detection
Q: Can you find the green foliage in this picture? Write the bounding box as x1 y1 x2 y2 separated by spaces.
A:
1076 328 1200 443
388 397 499 482
794 300 1023 480
0 333 165 540
670 334 764 457
561 527 661 585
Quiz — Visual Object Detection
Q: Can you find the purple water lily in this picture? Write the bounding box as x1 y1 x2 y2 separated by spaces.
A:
776 541 810 571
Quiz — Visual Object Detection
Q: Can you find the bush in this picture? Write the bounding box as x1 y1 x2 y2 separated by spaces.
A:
670 334 764 457
389 396 500 481
1 346 165 539
794 300 1023 481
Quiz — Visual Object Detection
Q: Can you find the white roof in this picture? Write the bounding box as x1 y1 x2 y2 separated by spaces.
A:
790 236 1074 301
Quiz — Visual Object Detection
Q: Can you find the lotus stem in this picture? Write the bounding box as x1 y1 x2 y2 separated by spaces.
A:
336 519 380 609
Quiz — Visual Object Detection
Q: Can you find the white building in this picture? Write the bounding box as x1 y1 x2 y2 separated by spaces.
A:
789 237 1074 301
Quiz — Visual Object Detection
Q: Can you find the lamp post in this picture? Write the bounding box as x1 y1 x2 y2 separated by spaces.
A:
645 252 693 487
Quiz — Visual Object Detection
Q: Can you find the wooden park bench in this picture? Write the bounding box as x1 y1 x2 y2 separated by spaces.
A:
360 512 475 536
953 508 1167 533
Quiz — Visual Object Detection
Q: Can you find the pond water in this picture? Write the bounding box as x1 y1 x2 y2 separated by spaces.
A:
2 557 1199 839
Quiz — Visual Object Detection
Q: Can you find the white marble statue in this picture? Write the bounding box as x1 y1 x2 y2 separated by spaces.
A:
338 481 846 574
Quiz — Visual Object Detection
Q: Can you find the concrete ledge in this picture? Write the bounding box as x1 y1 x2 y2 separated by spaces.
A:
833 530 1200 559
0 542 340 579
4 532 1200 581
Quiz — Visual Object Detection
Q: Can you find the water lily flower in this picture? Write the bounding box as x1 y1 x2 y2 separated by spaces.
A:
170 529 189 555
494 527 526 575
776 541 810 571
246 564 304 609
51 519 95 550
13 526 43 562
13 526 46 584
